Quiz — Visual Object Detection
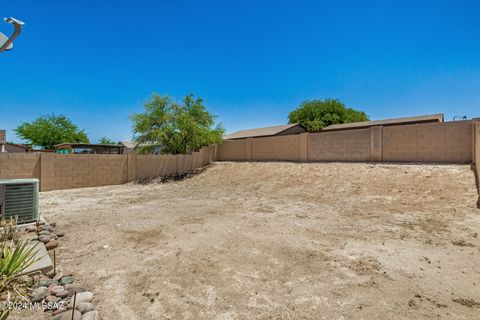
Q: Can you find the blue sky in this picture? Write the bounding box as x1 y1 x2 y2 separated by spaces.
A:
1 0 479 143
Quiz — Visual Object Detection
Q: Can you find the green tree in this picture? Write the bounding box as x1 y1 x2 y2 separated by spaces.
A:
288 98 369 131
131 94 224 154
15 114 89 149
98 137 116 144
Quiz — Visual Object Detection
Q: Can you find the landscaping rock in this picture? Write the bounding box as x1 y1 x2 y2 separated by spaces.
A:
55 290 68 298
66 285 87 297
81 310 99 320
53 272 64 282
45 295 61 303
68 291 93 308
37 220 46 226
51 222 57 227
26 225 37 232
46 239 59 250
60 276 74 285
58 298 69 305
60 310 81 320
48 285 57 293
33 286 48 296
37 278 57 287
76 302 94 314
55 231 65 237
50 285 64 295
39 235 51 243
52 307 67 316
39 230 50 236
31 291 48 302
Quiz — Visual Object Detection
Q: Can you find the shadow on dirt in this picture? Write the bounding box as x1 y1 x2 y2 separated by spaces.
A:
135 165 212 185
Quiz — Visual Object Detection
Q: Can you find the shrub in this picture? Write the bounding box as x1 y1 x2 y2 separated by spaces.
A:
0 309 9 320
0 240 39 293
0 218 20 243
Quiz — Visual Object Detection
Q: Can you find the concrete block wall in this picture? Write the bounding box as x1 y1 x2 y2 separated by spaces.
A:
0 145 217 191
0 120 476 191
475 123 480 189
183 154 195 172
370 126 383 161
252 135 302 161
127 153 136 181
177 145 214 173
217 120 475 164
40 154 129 191
217 139 249 161
122 145 216 182
0 153 40 179
308 128 371 161
135 154 178 180
382 121 472 163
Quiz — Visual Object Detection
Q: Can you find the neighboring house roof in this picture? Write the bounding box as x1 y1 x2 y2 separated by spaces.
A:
55 143 123 148
321 113 444 131
54 143 125 154
6 142 30 150
118 141 160 148
224 123 305 140
118 141 137 149
3 143 30 153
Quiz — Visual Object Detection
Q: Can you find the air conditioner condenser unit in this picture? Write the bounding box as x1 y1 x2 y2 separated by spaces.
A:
0 179 39 223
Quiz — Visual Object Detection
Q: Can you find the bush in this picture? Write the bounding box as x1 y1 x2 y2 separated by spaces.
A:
0 240 39 293
0 309 9 320
0 218 20 243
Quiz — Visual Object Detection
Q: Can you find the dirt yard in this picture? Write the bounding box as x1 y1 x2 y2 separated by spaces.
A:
21 162 480 319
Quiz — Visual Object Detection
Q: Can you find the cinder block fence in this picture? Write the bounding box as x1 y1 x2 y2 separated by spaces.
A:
0 120 479 192
217 120 477 164
476 123 480 188
0 145 217 191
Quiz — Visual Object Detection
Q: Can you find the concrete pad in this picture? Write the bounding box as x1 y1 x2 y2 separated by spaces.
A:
20 241 53 276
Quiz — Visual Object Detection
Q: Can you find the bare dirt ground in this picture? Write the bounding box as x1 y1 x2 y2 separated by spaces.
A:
16 162 480 319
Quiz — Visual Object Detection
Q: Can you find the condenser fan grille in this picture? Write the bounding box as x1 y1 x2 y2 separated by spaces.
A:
2 181 38 223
